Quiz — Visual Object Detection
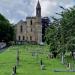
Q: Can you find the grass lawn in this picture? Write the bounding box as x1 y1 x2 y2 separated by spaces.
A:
0 44 75 75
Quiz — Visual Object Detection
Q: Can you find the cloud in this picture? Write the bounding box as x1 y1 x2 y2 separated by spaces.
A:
38 0 74 17
0 0 74 24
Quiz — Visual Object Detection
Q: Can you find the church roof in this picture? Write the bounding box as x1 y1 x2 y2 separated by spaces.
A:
15 20 26 26
17 20 23 24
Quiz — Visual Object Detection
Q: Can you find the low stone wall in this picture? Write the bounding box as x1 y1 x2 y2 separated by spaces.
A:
15 41 37 45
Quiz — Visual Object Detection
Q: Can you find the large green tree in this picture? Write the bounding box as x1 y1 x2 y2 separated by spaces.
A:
0 13 14 43
45 6 75 58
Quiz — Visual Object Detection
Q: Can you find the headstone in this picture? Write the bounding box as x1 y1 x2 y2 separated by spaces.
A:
67 63 71 70
12 67 15 75
41 64 45 70
48 53 53 59
12 66 16 75
32 52 35 56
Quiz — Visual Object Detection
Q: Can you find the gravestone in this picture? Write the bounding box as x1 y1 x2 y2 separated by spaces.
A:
12 67 15 75
48 52 53 59
67 63 71 70
40 59 45 70
32 52 35 56
12 66 16 75
41 64 45 70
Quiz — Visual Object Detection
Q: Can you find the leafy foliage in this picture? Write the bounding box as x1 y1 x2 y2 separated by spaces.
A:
45 6 75 54
0 13 14 43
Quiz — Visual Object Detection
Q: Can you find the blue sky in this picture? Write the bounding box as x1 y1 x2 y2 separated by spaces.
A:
0 0 75 24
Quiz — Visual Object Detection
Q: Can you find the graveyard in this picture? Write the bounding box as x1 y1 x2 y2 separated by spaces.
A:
0 0 75 75
0 44 75 75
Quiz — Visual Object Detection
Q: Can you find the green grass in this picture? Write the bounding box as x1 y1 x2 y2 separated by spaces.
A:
0 44 75 75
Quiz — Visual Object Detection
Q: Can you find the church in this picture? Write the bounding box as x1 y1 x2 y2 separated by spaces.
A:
15 0 42 44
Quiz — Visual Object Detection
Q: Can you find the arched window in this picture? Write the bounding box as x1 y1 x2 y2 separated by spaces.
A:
18 36 21 41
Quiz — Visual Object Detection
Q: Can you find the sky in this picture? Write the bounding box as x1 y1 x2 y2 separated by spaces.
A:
0 0 75 24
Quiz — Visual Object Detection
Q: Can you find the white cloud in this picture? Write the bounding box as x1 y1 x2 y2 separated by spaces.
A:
32 0 74 17
0 0 74 24
39 0 74 16
17 10 26 17
65 2 75 8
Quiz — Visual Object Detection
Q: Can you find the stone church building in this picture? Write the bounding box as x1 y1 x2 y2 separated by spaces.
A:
15 1 42 44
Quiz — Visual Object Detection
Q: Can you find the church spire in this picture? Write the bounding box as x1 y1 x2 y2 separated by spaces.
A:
36 0 41 9
36 0 41 17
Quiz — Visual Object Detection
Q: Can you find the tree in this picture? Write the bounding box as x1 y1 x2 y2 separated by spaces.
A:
60 6 75 53
42 17 50 42
45 20 60 58
45 6 75 59
0 13 14 44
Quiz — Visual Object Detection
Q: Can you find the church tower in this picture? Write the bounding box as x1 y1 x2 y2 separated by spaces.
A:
36 0 41 18
36 0 42 44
